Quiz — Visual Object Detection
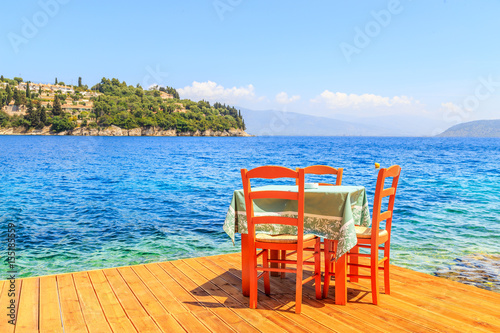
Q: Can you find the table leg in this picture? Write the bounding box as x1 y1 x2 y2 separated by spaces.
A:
335 253 347 305
241 234 250 297
270 250 280 277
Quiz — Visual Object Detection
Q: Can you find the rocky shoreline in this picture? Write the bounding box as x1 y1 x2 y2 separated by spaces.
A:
0 125 251 137
434 254 500 292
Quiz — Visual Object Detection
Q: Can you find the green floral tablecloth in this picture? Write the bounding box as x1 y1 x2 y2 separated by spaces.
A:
223 185 371 259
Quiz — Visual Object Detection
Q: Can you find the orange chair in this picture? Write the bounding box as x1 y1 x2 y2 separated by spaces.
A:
323 165 401 304
296 165 343 186
287 165 342 280
241 166 322 314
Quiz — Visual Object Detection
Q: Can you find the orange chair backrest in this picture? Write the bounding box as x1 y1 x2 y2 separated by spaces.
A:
371 165 401 243
241 166 306 247
296 165 343 186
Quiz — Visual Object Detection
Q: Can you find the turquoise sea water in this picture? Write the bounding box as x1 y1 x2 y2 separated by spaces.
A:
1 136 499 290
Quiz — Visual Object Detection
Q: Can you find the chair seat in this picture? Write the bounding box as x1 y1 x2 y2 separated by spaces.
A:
355 225 388 239
256 233 317 244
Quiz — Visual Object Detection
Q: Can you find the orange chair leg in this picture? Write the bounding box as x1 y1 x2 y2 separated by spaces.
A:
323 239 331 298
249 250 258 309
349 245 359 283
295 263 303 314
241 234 251 297
371 248 379 305
315 239 322 299
384 246 391 295
263 250 271 295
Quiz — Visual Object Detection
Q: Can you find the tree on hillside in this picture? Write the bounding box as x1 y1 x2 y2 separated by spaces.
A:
0 90 6 108
26 82 30 99
0 75 4 81
38 86 42 95
5 85 13 105
26 101 47 129
13 89 26 106
52 95 62 116
78 77 82 87
55 77 58 85
39 105 47 127
51 116 76 133
159 86 179 99
0 110 9 127
198 100 210 109
13 77 23 85
25 101 37 127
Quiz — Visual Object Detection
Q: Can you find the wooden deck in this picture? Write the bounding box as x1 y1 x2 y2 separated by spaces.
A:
2 253 500 332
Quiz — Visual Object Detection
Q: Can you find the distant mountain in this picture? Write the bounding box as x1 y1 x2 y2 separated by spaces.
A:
437 119 500 137
335 114 442 137
239 108 402 136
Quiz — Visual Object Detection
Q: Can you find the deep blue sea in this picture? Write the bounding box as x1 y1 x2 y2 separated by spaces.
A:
1 136 499 290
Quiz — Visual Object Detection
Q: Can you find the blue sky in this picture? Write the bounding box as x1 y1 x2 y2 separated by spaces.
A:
2 0 500 134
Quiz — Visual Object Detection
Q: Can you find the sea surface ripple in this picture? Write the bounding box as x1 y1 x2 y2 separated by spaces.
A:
0 136 499 290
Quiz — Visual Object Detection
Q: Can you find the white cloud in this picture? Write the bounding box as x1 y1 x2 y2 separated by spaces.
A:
440 101 462 113
177 81 261 104
311 90 413 109
275 92 300 104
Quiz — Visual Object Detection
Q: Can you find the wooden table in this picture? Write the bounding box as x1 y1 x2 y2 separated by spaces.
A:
223 185 371 305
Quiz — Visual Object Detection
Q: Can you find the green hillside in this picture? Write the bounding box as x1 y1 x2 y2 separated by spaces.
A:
0 76 246 134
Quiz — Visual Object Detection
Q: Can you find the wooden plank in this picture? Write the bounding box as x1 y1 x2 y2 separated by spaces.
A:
142 263 214 333
389 287 500 331
344 264 500 330
223 254 389 333
391 265 500 302
321 291 438 333
392 278 500 316
236 251 500 332
2 253 500 333
72 272 112 333
131 265 189 315
187 257 335 333
57 274 87 333
88 270 137 332
332 272 482 333
189 258 334 332
144 263 204 313
174 312 211 333
102 268 161 332
199 255 362 333
222 255 464 331
15 277 39 333
173 259 273 333
157 261 237 333
39 275 63 332
0 279 20 333
390 266 500 308
299 259 475 333
117 266 186 333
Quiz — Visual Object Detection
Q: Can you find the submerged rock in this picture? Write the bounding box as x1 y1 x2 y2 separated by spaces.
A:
434 254 500 292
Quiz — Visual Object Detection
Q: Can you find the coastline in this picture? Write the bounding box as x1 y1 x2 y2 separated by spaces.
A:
0 125 251 137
